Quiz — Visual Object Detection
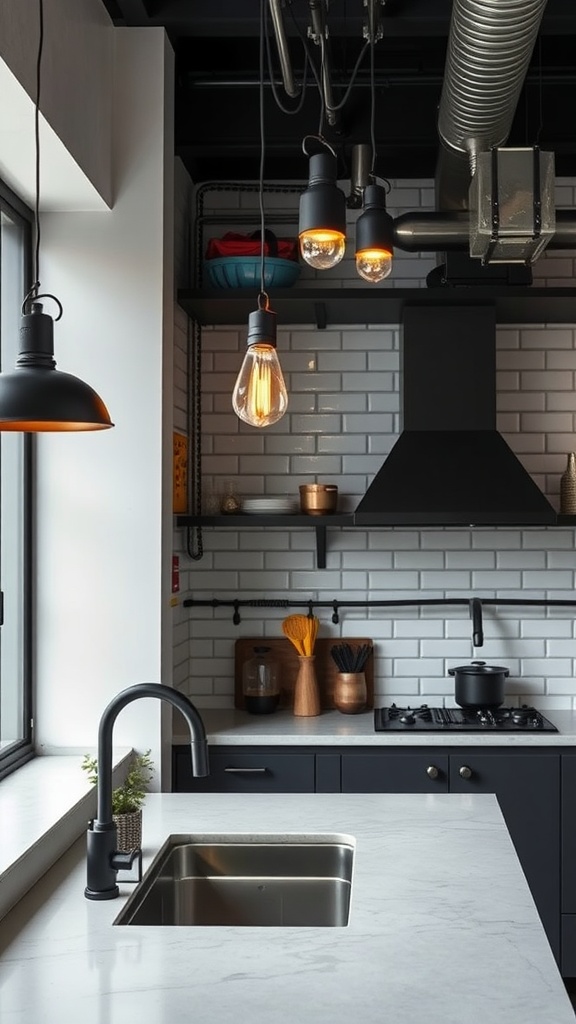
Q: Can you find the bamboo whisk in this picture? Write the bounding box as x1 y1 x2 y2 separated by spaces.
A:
281 614 319 656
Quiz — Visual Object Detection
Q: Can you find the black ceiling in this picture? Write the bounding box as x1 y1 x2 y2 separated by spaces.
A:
100 1 576 185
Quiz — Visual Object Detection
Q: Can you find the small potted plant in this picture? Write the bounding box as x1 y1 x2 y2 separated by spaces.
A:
82 749 154 852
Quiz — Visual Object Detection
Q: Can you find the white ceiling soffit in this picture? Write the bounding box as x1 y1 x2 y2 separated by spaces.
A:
0 58 109 213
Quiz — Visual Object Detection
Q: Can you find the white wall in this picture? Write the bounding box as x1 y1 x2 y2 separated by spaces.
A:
173 180 576 713
0 0 113 206
34 28 176 776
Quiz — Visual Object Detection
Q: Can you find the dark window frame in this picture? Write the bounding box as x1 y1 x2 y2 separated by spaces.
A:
0 177 34 780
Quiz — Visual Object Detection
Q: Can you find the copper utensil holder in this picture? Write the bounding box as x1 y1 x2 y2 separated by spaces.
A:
334 672 367 714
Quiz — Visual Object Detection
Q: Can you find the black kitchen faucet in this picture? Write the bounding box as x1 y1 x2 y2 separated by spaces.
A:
84 683 209 900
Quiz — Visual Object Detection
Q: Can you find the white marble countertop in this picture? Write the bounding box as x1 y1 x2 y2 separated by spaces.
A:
0 791 573 1024
174 707 576 746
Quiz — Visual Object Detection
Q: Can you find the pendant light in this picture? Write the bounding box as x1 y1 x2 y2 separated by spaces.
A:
298 141 346 270
355 183 394 282
354 12 395 284
0 0 113 432
232 0 288 429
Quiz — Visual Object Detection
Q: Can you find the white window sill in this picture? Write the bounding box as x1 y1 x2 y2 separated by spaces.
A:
0 748 132 921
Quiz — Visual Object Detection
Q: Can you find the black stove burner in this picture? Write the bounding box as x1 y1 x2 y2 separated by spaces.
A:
374 703 558 732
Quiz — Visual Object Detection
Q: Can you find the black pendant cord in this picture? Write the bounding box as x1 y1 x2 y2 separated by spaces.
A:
33 0 44 294
20 0 61 322
258 0 267 302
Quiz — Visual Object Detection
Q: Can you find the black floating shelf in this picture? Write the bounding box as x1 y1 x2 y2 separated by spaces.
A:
177 286 576 328
176 511 575 569
175 513 355 569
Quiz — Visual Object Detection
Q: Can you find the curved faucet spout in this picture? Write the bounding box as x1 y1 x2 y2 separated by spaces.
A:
85 683 209 901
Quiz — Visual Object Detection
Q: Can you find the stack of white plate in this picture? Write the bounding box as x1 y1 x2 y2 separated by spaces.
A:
242 497 299 515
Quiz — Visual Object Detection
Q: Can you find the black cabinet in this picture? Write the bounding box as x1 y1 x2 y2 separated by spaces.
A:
561 755 576 975
343 747 561 964
342 750 449 792
173 745 315 793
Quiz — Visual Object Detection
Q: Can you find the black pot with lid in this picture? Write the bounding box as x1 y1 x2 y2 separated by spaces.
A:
448 660 510 709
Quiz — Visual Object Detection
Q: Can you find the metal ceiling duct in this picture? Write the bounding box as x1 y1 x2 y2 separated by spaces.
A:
436 0 549 210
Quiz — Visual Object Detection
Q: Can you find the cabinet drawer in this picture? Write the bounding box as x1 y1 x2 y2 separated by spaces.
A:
562 756 576 912
172 746 315 793
562 916 576 977
341 752 448 793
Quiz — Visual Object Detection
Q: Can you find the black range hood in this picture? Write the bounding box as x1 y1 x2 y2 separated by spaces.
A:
354 305 557 526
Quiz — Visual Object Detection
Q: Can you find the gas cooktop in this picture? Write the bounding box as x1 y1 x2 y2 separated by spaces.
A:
374 704 558 732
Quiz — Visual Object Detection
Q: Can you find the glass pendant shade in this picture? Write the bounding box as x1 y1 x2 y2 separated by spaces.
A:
299 152 346 270
0 303 113 431
355 184 394 283
232 307 288 428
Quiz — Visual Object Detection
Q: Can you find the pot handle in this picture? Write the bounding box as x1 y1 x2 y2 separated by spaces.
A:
448 668 455 676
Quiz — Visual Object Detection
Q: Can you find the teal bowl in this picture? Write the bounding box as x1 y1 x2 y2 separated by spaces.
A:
204 257 301 289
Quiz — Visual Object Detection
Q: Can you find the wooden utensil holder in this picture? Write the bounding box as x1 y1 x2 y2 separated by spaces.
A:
293 655 321 717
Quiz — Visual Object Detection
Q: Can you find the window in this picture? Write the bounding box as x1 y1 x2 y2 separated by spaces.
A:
0 179 33 779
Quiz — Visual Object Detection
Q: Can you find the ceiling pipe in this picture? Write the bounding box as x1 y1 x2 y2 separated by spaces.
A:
308 0 338 127
392 208 576 253
268 0 300 99
436 0 549 210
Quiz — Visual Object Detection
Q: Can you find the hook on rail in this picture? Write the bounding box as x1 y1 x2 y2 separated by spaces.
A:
470 598 484 648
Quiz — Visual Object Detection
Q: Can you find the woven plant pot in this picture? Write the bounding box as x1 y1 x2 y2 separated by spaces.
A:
113 809 142 852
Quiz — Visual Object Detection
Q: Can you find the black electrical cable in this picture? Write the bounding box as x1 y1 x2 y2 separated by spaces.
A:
33 0 44 295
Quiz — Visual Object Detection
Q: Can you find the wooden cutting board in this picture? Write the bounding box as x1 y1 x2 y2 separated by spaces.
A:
234 637 374 710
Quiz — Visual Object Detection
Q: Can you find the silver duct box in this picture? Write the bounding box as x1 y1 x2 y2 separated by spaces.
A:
469 147 556 264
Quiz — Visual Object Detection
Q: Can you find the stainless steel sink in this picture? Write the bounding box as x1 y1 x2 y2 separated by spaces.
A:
114 834 355 927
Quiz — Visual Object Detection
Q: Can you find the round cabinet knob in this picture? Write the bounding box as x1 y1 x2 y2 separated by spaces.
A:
459 765 473 780
426 765 439 779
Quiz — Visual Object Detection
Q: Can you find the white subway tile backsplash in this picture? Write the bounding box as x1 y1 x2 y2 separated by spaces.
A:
318 393 367 413
522 658 573 676
497 550 546 568
369 570 421 589
393 550 444 569
394 658 445 677
545 678 576 695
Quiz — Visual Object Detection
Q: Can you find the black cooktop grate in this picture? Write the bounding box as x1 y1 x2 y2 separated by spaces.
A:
374 704 558 732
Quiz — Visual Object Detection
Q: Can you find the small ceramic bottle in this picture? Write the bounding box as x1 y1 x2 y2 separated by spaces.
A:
560 452 576 514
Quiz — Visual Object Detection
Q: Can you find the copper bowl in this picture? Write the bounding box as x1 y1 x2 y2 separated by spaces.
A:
299 484 339 515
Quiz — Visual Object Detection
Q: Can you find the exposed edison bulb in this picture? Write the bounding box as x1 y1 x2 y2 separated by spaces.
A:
232 343 288 428
355 247 393 283
299 229 346 270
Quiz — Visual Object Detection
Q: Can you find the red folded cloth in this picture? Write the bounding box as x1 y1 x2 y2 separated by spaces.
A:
205 232 298 261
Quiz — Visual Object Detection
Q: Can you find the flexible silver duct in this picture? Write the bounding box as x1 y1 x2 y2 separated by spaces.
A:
436 0 549 210
438 0 548 168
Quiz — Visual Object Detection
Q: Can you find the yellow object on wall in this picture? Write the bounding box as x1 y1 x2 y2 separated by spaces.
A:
172 432 188 513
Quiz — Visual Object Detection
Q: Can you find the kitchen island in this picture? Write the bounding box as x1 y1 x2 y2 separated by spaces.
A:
0 791 573 1024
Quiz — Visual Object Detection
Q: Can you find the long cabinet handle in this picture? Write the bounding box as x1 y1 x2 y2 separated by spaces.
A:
223 766 269 774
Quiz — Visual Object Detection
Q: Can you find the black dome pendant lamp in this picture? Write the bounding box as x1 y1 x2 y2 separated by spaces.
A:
0 0 113 432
